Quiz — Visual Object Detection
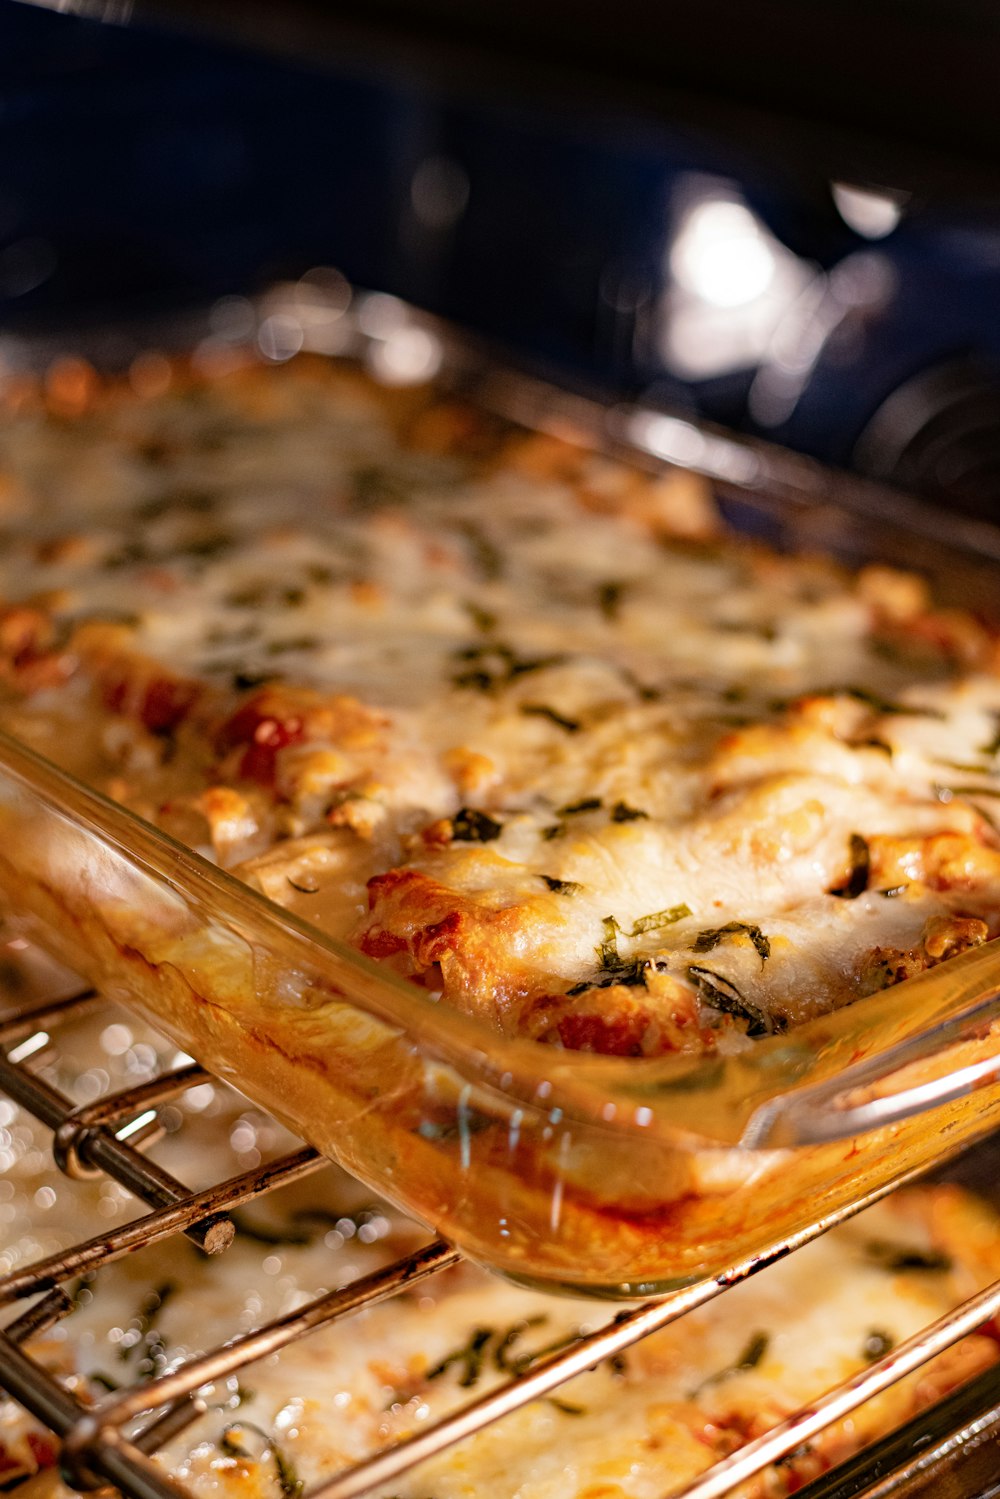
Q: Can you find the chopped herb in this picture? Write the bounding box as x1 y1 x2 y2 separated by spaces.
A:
78 608 143 630
936 782 1000 800
861 1329 894 1362
351 466 403 510
541 823 565 840
688 966 772 1038
451 807 503 843
879 885 907 898
598 915 624 969
828 833 871 899
205 623 259 647
88 1371 121 1392
118 1282 176 1381
732 1330 770 1371
117 1284 175 1358
176 531 235 560
67 1271 97 1311
103 541 151 570
453 643 507 664
286 876 319 895
567 957 666 994
593 907 691 976
464 601 497 633
775 1443 814 1469
508 654 567 678
598 580 626 619
232 1202 388 1245
226 581 312 610
841 686 946 720
452 668 494 691
540 875 583 895
693 922 771 965
715 619 778 642
629 905 692 936
289 1204 388 1238
232 672 273 691
426 1319 592 1416
692 1331 770 1395
864 1240 953 1273
981 717 1000 757
493 1316 548 1375
558 798 602 816
221 1423 303 1499
547 1397 587 1415
426 1327 493 1387
226 583 269 608
616 664 661 701
231 1213 312 1247
457 522 504 580
450 642 566 692
494 1317 582 1377
265 636 319 656
520 704 581 733
854 737 894 756
963 798 1000 836
610 801 649 823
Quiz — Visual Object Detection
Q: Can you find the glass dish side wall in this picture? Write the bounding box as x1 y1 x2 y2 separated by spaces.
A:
2 727 1000 1297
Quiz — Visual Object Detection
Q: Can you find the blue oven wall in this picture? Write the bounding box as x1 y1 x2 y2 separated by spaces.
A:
0 5 421 317
2 0 1000 515
0 2 693 396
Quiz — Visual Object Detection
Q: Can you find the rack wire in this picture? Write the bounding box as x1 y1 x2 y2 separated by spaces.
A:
2 967 1000 1499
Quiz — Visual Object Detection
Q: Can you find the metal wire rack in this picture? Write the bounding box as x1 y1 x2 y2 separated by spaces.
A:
3 969 1000 1499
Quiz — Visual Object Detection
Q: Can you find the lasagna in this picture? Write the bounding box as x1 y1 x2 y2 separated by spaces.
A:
0 353 998 1060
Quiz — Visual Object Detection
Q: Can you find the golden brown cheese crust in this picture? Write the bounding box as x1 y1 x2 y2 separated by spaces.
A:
1 354 1000 1060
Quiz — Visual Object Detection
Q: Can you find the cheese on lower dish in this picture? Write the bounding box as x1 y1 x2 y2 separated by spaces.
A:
1 1005 999 1499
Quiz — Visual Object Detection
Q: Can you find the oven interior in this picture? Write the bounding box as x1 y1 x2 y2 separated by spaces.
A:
2 3 1000 1495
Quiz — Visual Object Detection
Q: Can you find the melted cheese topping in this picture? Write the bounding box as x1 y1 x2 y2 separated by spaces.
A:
2 1004 999 1499
1 359 1000 1054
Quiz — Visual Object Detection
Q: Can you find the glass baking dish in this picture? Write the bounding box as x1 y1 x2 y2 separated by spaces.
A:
1 292 1000 1299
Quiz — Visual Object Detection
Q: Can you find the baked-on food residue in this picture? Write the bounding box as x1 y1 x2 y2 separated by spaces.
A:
1 354 999 1056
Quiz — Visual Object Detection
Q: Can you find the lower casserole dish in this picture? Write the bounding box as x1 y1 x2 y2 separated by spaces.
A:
6 993 1000 1499
1 307 1000 1294
5 983 1000 1499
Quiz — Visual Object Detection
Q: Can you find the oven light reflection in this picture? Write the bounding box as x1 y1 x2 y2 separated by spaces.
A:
627 410 761 485
117 1108 157 1141
832 182 908 239
7 1030 49 1065
663 181 814 380
100 1023 133 1056
368 326 442 386
671 198 777 309
258 313 304 364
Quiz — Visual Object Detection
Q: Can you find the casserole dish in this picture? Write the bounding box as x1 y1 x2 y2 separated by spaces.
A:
1 291 1000 1297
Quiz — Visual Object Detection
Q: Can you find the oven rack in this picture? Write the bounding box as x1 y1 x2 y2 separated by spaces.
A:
2 970 1000 1499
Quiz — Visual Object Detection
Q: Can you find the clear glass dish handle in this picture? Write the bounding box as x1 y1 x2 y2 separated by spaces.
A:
742 987 1000 1148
